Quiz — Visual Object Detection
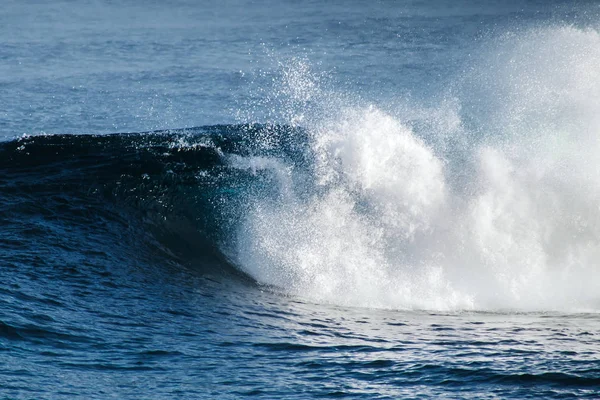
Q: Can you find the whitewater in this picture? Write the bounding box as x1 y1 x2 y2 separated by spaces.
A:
232 26 600 312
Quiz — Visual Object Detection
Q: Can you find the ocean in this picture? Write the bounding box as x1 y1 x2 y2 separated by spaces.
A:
1 0 600 398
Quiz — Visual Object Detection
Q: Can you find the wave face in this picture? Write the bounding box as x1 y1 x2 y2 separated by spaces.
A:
3 26 600 313
0 125 309 279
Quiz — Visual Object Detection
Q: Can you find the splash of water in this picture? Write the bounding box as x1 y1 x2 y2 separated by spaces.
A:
233 26 600 311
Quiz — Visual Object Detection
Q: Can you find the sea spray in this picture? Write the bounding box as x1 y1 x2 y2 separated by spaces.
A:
232 25 600 311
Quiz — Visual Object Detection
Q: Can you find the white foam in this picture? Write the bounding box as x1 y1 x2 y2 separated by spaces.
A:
232 26 600 312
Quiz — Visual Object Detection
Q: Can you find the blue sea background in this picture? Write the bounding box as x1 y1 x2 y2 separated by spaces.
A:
2 0 600 398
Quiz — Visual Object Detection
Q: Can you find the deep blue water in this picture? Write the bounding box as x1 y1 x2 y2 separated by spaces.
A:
2 1 600 398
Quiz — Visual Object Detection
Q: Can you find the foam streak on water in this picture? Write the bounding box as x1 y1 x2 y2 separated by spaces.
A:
234 26 600 312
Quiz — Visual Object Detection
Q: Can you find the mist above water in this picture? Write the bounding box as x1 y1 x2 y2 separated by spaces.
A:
232 26 600 312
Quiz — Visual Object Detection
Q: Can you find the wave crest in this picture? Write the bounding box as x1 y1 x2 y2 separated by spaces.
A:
234 25 600 312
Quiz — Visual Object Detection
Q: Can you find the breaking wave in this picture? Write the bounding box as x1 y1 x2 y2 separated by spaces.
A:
3 26 600 312
234 26 600 311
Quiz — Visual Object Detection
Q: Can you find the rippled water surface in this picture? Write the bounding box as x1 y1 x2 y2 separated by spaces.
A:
3 273 599 398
